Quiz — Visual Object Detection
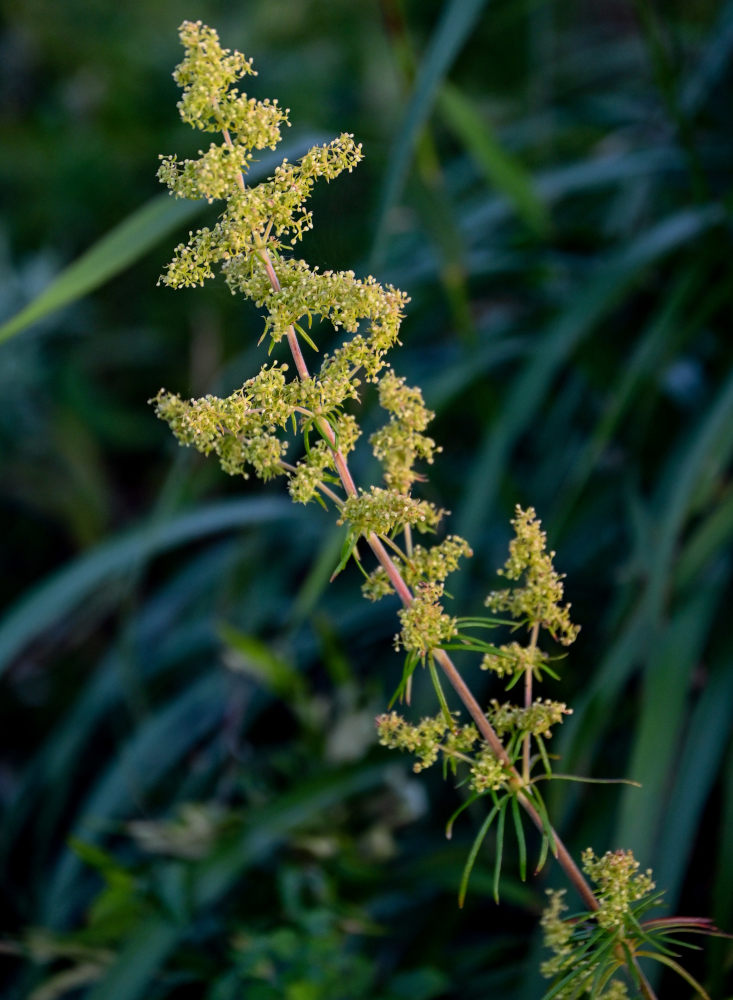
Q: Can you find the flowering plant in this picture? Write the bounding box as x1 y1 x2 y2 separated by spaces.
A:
153 22 725 998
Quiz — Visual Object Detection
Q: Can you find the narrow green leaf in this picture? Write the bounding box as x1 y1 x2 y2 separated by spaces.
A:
437 82 549 236
0 140 320 343
636 952 712 999
510 795 526 881
371 0 491 266
329 529 358 581
445 792 480 840
458 801 500 908
0 498 297 677
493 799 508 903
428 655 453 724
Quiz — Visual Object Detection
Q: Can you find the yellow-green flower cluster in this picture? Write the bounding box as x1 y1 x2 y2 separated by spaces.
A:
152 378 290 481
155 21 439 546
395 582 457 657
489 698 572 739
225 258 406 366
469 747 509 793
375 711 507 793
361 535 473 602
160 135 363 287
157 22 368 288
540 889 630 998
159 21 288 204
375 711 477 773
480 640 547 679
486 505 579 645
581 849 656 931
339 487 444 539
370 369 440 494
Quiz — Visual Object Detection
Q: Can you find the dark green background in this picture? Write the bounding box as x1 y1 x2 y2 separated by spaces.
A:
1 1 732 997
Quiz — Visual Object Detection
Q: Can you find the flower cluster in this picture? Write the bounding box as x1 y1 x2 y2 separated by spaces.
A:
338 487 444 539
361 535 473 602
370 369 440 494
226 258 406 368
581 848 656 931
395 582 457 658
486 505 579 645
375 711 508 795
489 698 572 740
541 889 630 998
480 640 547 679
155 21 428 534
152 376 292 481
540 851 659 997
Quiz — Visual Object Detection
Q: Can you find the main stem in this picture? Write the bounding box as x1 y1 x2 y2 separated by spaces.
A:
226 139 656 997
524 621 540 784
255 238 599 911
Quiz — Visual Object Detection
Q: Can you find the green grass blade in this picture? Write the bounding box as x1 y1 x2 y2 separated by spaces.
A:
614 583 721 863
0 498 297 677
510 795 527 881
456 203 724 544
458 801 500 908
0 141 318 343
370 0 490 266
653 652 733 910
437 82 549 236
0 195 202 343
42 672 232 924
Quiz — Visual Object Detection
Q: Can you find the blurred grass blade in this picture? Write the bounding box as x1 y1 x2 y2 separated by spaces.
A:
218 623 305 700
681 0 733 115
0 194 203 343
43 672 231 923
676 492 733 589
0 140 320 343
648 361 733 612
0 498 297 677
613 582 722 863
84 764 385 1000
371 0 490 266
456 203 724 543
654 653 733 910
437 83 549 236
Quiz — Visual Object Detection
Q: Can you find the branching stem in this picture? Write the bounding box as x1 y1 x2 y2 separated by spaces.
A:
524 621 540 784
222 109 658 1000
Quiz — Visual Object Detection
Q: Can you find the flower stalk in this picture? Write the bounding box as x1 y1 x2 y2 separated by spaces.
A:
151 23 722 998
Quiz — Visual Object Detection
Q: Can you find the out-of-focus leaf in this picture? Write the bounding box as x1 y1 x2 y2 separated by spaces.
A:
0 195 203 343
43 671 233 924
0 498 298 677
219 623 305 699
437 83 549 236
614 580 723 863
654 653 733 909
456 202 725 544
0 140 322 343
371 0 491 266
84 764 386 1000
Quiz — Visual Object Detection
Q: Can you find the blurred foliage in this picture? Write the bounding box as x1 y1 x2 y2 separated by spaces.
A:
1 0 733 997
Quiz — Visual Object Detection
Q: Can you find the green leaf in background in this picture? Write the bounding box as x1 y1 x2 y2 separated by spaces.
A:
0 498 298 677
437 82 549 236
0 140 322 344
0 194 202 344
370 0 491 267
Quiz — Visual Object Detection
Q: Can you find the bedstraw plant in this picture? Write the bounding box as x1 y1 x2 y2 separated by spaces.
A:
152 21 724 999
